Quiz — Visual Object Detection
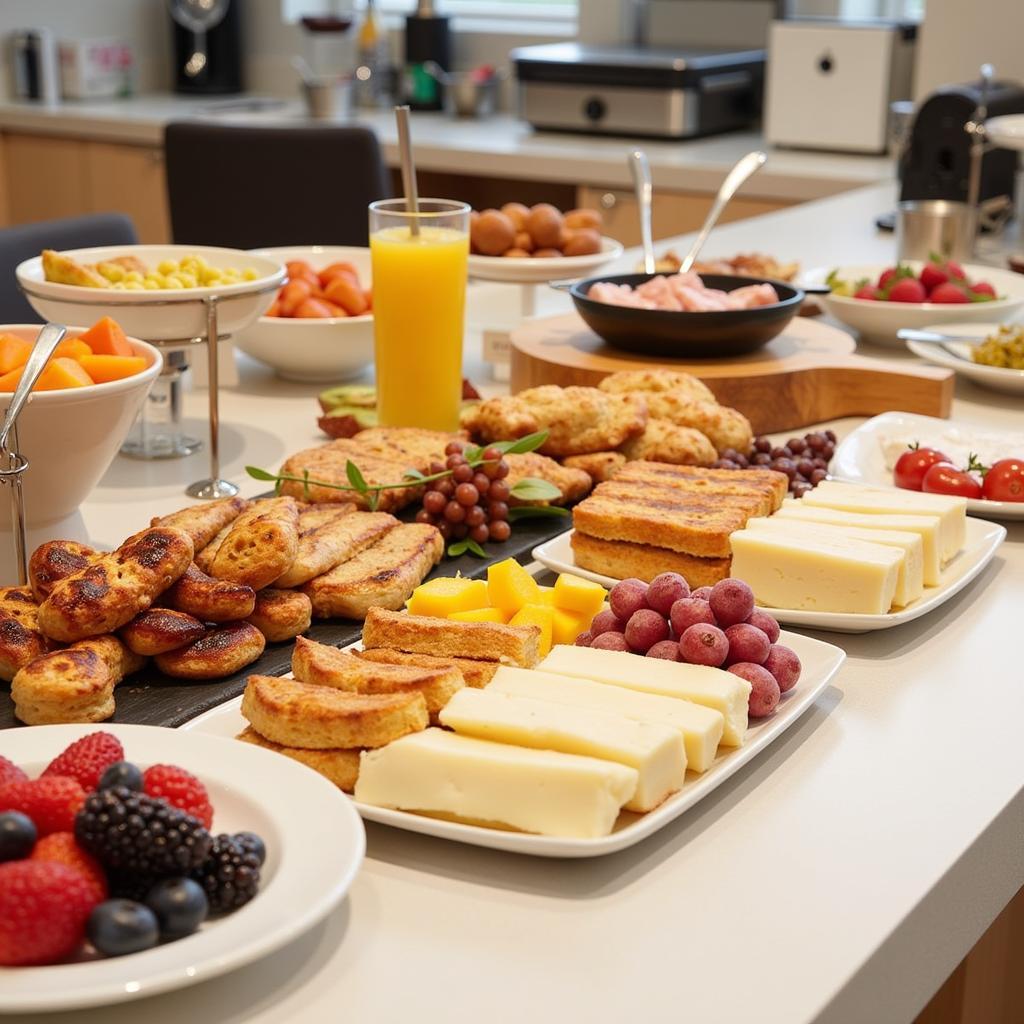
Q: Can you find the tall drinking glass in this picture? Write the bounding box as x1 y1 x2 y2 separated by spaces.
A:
369 198 470 431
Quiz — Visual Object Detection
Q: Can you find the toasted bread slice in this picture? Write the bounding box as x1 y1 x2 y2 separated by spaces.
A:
119 607 206 656
241 674 427 749
42 249 110 288
298 502 357 532
570 532 731 589
275 511 398 588
362 607 541 668
561 451 627 484
303 524 443 620
236 726 361 791
28 540 99 602
161 563 257 622
596 478 777 520
615 461 788 509
352 427 465 468
154 621 266 680
245 588 312 643
38 527 194 643
355 648 498 689
151 497 249 552
208 497 300 590
0 587 54 682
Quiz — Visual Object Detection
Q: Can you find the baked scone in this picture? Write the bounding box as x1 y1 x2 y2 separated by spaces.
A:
153 621 266 680
119 608 207 657
598 369 716 404
245 588 312 643
240 674 427 750
561 451 627 484
640 394 752 454
0 587 54 682
505 452 592 506
355 648 498 689
208 497 300 591
38 527 194 643
161 563 257 622
28 540 98 603
236 726 361 792
151 496 249 552
351 427 467 468
619 419 717 466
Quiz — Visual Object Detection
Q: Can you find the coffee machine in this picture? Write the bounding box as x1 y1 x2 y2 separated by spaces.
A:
169 0 243 95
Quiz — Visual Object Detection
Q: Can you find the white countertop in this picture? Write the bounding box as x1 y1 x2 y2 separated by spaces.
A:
9 181 1024 1024
0 94 894 200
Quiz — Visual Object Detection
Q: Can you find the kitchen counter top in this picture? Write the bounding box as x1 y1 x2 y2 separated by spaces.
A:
0 94 895 200
9 181 1024 1024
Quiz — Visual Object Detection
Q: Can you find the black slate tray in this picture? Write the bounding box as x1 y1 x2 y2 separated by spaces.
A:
0 514 572 731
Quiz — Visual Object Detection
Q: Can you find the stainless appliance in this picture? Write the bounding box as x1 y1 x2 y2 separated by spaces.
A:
169 0 242 95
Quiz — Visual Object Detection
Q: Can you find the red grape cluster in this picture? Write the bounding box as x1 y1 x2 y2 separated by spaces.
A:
575 573 801 719
713 430 837 498
415 441 512 545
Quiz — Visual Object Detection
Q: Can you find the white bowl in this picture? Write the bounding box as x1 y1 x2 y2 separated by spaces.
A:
234 246 373 383
468 236 624 284
905 321 1024 396
985 114 1024 151
15 245 285 342
806 261 1024 344
0 325 162 527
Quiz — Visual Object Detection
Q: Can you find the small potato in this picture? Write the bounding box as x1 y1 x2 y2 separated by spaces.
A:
278 280 313 316
565 208 603 231
526 203 564 248
294 297 336 318
472 209 516 257
503 248 532 259
501 202 530 231
563 228 602 257
324 275 369 315
513 231 534 253
532 248 563 258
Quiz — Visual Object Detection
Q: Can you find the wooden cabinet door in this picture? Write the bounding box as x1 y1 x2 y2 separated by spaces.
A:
86 142 170 243
4 133 91 224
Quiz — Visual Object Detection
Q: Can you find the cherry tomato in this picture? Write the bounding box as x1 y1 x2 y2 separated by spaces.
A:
921 462 982 499
893 446 952 491
981 458 1024 502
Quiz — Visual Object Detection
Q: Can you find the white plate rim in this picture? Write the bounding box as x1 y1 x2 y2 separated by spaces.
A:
1 723 365 1013
904 321 1024 395
468 237 624 283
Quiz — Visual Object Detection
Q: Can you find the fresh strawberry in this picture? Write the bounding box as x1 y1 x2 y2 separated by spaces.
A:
0 776 86 836
0 755 27 788
944 260 966 279
887 278 927 303
928 281 970 304
853 284 879 300
0 860 98 965
971 281 996 298
877 266 899 289
143 764 213 829
41 732 124 792
30 832 107 904
919 262 948 293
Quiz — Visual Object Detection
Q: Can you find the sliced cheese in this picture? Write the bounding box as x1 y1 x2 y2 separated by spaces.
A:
488 666 725 773
539 646 750 747
730 527 902 615
773 499 943 585
744 516 925 608
801 481 966 563
440 687 684 812
354 728 637 838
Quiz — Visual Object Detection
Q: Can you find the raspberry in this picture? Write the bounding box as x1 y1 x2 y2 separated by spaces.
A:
0 860 98 965
0 755 27 788
192 834 261 914
42 732 124 792
0 776 86 836
30 832 108 904
143 764 214 829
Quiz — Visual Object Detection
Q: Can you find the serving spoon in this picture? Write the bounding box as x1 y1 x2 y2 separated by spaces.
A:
628 150 655 275
897 327 983 347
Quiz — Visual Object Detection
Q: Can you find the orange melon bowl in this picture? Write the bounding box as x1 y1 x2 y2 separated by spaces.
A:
0 324 162 528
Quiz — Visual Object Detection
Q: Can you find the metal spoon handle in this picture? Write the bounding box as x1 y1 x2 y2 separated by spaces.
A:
0 322 65 453
628 150 655 275
897 328 980 345
678 150 767 274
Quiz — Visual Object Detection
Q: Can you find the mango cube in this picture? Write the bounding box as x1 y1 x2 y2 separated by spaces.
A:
509 604 554 657
487 558 541 615
553 574 607 617
537 586 556 607
551 606 593 647
449 607 509 624
407 577 489 618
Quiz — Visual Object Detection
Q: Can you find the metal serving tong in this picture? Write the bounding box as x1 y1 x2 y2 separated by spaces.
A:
0 323 66 584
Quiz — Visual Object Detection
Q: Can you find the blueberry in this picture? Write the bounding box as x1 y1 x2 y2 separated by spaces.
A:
87 900 159 957
233 832 266 866
0 811 36 861
145 878 208 938
97 761 144 792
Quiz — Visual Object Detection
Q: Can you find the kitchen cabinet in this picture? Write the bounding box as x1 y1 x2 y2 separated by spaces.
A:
4 134 91 225
85 141 170 244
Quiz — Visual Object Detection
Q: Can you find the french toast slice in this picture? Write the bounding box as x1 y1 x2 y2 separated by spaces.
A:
161 563 257 622
355 648 498 689
0 587 54 682
119 607 207 656
245 588 312 643
615 461 788 509
298 502 357 532
595 477 777 520
570 532 731 588
236 726 361 791
153 621 266 680
151 496 249 552
28 540 99 602
208 497 300 590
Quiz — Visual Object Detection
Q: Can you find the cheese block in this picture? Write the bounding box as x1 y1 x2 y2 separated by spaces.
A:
801 481 966 562
773 500 943 585
730 528 902 615
354 728 638 838
539 646 750 746
439 687 684 812
488 666 725 773
744 516 924 608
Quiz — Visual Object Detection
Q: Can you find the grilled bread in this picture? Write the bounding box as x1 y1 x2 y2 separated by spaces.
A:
596 477 778 521
194 521 233 574
637 394 752 454
208 497 300 590
161 563 257 622
598 369 717 404
245 588 312 643
355 648 499 689
570 532 732 588
362 607 541 668
29 540 99 602
154 621 266 680
298 502 357 532
0 587 53 682
504 452 593 506
561 451 627 484
351 427 466 468
119 608 207 656
619 419 717 466
151 496 249 552
38 526 194 643
616 461 788 509
274 511 398 588
236 726 361 791
303 524 443 620
241 674 427 750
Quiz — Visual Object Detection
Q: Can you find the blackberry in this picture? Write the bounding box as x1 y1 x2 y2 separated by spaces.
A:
107 870 161 903
192 834 261 914
75 786 211 877
233 831 266 866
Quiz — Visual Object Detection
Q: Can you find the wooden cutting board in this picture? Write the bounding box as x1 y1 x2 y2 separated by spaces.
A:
510 313 954 434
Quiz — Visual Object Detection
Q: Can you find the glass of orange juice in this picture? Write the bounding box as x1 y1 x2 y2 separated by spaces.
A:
369 198 470 431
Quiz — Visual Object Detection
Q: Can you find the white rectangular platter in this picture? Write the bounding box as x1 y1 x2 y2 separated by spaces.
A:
182 629 844 858
534 518 1005 635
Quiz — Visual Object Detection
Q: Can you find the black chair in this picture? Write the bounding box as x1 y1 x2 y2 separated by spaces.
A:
0 213 138 323
164 122 391 249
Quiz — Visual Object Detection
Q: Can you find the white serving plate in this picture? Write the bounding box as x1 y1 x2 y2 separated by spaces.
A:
468 236 624 284
184 630 843 858
985 114 1024 151
803 262 1024 345
2 723 364 1013
533 518 1006 634
905 321 1024 396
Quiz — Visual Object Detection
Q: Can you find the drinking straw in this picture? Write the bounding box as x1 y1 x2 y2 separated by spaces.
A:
394 105 420 237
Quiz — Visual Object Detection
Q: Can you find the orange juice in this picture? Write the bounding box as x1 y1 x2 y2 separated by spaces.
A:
370 225 468 431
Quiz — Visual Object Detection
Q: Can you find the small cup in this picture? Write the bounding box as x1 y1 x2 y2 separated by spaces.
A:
896 200 976 263
301 76 353 120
